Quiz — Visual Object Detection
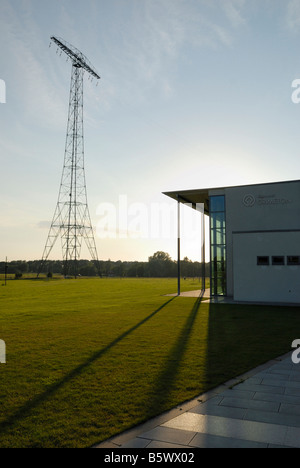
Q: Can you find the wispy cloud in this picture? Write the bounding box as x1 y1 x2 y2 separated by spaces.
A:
0 0 66 129
0 0 249 116
101 0 248 103
221 0 246 28
286 0 300 32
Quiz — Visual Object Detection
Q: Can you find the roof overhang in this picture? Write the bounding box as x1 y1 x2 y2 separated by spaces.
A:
163 179 300 216
163 188 210 214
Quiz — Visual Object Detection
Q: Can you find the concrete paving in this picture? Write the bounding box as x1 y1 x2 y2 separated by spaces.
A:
95 351 300 448
166 289 300 307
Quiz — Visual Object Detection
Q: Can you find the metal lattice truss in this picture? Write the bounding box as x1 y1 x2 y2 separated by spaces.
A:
38 37 101 277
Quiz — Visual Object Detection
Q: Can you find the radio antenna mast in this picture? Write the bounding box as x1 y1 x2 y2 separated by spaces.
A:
38 36 101 278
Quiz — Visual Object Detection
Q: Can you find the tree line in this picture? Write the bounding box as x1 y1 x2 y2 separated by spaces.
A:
0 251 210 279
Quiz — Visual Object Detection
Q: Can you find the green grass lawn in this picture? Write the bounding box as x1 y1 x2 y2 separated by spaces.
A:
0 277 299 448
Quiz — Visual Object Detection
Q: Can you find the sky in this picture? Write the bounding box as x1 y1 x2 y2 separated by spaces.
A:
1 0 300 263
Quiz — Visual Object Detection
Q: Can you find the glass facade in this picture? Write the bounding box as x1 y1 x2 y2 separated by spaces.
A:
210 195 227 296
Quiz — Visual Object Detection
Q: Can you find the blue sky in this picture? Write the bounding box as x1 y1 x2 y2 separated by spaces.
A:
1 0 300 263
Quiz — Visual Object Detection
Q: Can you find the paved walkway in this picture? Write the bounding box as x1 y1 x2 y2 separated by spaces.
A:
166 289 300 307
95 351 300 448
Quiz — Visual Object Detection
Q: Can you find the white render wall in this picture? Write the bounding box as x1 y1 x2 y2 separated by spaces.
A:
233 231 300 303
209 180 300 303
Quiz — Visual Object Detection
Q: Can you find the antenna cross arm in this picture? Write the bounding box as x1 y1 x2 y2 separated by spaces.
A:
51 36 101 80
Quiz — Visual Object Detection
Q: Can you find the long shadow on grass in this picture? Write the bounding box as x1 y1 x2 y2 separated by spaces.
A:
144 295 202 418
0 297 175 433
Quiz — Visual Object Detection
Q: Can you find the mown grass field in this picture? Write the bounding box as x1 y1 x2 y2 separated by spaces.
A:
0 277 299 448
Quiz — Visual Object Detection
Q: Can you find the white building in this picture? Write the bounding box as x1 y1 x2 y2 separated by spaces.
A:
164 179 300 304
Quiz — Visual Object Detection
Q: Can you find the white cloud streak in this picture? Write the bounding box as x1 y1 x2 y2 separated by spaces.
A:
0 0 66 129
0 0 249 115
99 0 248 104
286 0 300 32
221 0 246 28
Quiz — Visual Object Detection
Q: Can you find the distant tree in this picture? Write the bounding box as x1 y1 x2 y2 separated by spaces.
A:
127 262 138 277
136 263 145 277
149 251 172 262
148 251 175 277
182 256 193 278
17 261 28 273
78 260 96 276
111 260 123 277
4 256 210 280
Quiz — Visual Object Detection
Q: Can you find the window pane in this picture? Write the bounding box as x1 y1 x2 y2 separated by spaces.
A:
210 196 225 212
213 246 226 261
272 256 285 266
210 212 226 230
211 261 226 276
217 278 226 295
257 256 269 266
210 195 226 296
211 276 226 295
211 228 226 245
287 256 300 265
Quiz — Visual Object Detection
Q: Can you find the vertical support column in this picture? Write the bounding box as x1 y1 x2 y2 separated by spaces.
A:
202 210 206 292
4 257 8 286
177 196 181 297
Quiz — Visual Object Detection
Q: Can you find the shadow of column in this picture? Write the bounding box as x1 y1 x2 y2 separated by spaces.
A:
145 296 202 417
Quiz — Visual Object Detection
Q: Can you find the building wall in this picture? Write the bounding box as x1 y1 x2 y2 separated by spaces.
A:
233 231 300 303
210 180 300 302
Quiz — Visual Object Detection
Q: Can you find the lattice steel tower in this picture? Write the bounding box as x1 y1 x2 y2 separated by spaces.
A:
38 36 101 278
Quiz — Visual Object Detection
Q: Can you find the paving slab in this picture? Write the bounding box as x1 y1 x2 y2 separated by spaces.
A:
191 403 247 420
285 426 300 448
161 412 288 446
95 351 300 449
234 383 286 394
244 408 300 428
218 396 280 412
137 427 197 446
253 391 300 405
190 432 268 448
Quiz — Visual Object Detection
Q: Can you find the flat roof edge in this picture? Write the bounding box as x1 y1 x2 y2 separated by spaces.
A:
163 178 300 199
